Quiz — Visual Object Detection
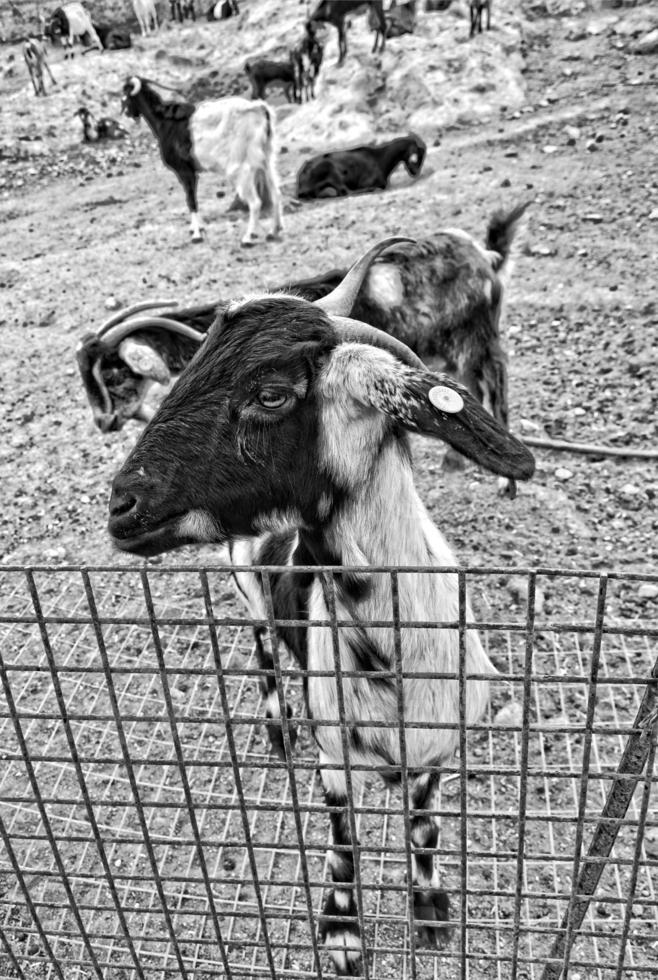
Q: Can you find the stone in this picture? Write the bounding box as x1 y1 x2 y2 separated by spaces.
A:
638 584 658 600
104 296 120 310
555 467 573 481
494 702 523 727
632 29 658 55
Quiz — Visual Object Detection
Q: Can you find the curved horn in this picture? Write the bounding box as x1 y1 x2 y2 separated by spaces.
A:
330 315 425 370
128 75 141 96
97 299 179 337
314 236 415 316
101 316 208 349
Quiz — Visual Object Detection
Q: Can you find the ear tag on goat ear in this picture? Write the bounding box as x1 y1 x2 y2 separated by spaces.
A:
428 386 464 414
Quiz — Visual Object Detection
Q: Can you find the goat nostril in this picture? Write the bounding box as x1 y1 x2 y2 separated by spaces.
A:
109 491 138 519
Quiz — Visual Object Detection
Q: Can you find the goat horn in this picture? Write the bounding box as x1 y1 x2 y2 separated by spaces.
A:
314 237 415 316
101 316 208 349
128 75 141 95
97 300 179 337
330 315 425 370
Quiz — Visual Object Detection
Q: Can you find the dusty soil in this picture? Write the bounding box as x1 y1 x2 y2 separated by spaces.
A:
0 0 657 621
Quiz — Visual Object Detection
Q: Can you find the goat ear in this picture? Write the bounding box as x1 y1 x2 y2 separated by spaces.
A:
344 350 535 480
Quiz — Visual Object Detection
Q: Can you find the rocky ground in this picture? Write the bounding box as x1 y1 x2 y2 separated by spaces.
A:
0 0 657 621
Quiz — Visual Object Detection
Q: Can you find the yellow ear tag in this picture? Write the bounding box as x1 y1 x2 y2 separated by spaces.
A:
428 386 464 414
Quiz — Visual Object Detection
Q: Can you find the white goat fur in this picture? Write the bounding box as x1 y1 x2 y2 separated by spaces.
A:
234 342 494 778
131 0 158 35
54 3 102 54
189 98 283 243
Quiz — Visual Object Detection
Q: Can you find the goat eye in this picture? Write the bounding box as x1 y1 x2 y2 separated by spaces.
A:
257 389 290 410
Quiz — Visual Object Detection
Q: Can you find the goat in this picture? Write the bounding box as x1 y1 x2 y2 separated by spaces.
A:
121 76 284 245
75 106 128 142
244 58 298 103
170 0 196 22
107 237 534 976
291 21 324 101
296 134 426 199
369 0 416 47
46 3 103 58
77 205 527 457
206 0 239 19
470 0 491 37
94 24 132 49
310 0 385 65
132 0 158 35
23 37 56 96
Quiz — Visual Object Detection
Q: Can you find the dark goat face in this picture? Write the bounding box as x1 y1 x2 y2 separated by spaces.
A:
121 76 143 119
108 298 338 556
404 134 426 177
108 296 534 558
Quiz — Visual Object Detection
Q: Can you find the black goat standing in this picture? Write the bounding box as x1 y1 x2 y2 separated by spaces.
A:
309 0 385 64
245 59 298 103
170 0 196 22
296 134 426 198
470 0 491 37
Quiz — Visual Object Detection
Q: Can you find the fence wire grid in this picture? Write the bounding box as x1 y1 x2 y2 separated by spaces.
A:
0 564 656 980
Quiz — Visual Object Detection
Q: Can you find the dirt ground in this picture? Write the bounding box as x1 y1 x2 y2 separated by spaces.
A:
0 0 657 621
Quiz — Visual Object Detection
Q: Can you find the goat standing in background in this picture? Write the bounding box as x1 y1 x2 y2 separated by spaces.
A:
75 106 128 142
121 76 284 245
132 0 159 35
470 0 491 36
310 0 385 65
23 37 56 96
108 238 534 976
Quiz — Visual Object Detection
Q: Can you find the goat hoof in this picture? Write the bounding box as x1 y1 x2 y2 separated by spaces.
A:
266 231 282 242
265 704 297 760
414 888 452 949
240 238 258 248
320 891 362 976
497 476 517 499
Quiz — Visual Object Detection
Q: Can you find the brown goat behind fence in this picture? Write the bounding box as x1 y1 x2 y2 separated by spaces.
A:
0 564 657 980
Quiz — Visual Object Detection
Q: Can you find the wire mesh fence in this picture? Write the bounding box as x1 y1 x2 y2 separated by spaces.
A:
0 564 656 980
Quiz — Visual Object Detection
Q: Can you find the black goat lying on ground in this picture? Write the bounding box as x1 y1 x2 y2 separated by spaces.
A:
75 106 127 141
78 203 527 493
93 23 132 49
296 134 426 199
244 58 298 102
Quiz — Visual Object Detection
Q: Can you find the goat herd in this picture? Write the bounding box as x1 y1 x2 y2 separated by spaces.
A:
16 0 533 974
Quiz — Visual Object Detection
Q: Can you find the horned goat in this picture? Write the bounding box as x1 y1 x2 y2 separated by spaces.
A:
121 76 283 245
77 204 527 467
107 237 534 975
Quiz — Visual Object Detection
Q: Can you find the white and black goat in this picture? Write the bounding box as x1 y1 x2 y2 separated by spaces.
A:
121 76 284 245
23 37 56 96
45 3 103 57
108 239 534 975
